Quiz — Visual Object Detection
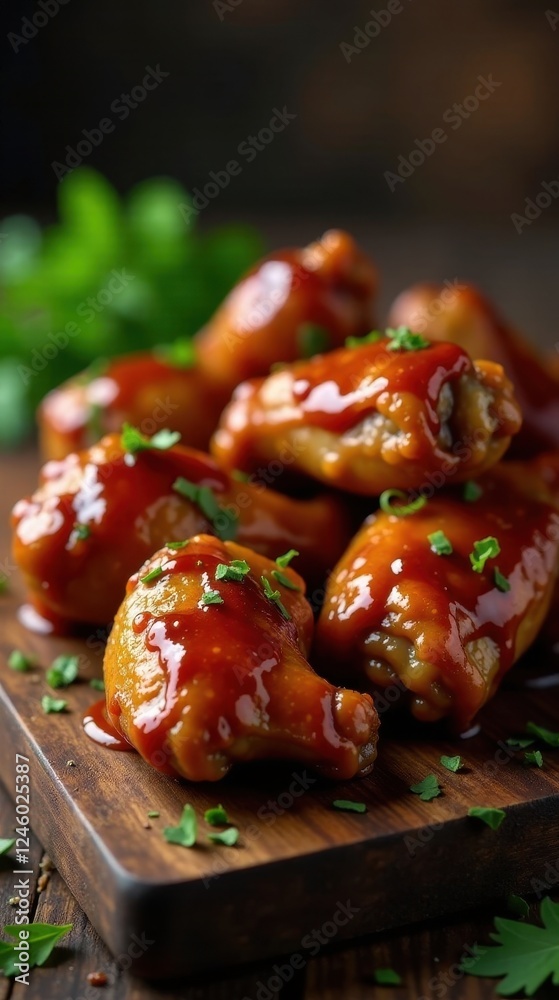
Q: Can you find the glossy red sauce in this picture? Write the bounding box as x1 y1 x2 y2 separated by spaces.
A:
83 698 132 751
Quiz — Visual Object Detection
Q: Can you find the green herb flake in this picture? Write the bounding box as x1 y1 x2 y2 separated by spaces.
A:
147 811 160 819
89 678 105 692
173 477 238 541
524 750 544 768
207 827 239 847
72 522 91 541
461 896 559 995
428 530 453 556
41 695 68 714
121 423 181 454
271 569 301 591
215 560 250 583
0 575 8 594
345 330 384 349
526 721 559 747
379 489 427 518
332 799 367 814
507 894 530 918
463 480 483 502
505 737 534 749
440 754 462 772
373 968 402 986
0 922 73 978
0 838 15 856
163 804 197 848
202 589 224 606
165 539 189 550
468 806 506 830
494 568 511 593
275 549 299 569
204 805 230 827
46 655 79 689
469 536 500 573
409 774 441 801
8 649 34 673
140 565 164 585
386 326 430 352
297 323 331 358
261 576 291 620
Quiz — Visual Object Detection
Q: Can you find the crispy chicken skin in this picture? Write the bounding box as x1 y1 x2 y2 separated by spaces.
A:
388 282 559 457
39 231 378 460
314 458 559 731
11 433 353 629
212 337 522 496
103 534 379 781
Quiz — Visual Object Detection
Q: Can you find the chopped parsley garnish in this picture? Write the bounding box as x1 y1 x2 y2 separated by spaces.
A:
332 799 367 814
297 323 331 358
173 477 238 541
379 489 427 517
204 805 230 827
469 536 500 573
72 523 91 541
275 549 299 569
147 811 160 819
202 590 224 606
154 338 197 369
271 569 300 591
428 530 453 556
505 737 534 749
165 539 189 550
494 568 510 592
345 329 384 349
526 721 559 747
373 969 402 986
0 839 15 856
409 774 441 801
89 678 105 692
41 696 68 714
461 897 559 995
46 655 79 689
261 576 291 620
507 894 530 918
440 754 462 772
386 326 430 352
140 565 164 585
0 922 73 978
207 827 239 847
215 560 250 583
121 423 181 454
524 750 543 768
463 480 483 502
163 804 197 848
8 650 34 672
468 806 506 829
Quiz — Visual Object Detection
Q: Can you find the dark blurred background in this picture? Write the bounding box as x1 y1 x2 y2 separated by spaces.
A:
1 0 558 444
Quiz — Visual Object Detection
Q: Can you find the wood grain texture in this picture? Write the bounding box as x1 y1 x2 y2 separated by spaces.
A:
1 451 559 981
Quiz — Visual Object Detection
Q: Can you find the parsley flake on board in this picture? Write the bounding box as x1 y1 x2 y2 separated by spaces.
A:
207 827 239 847
172 477 238 541
121 423 181 454
462 897 559 995
46 655 79 689
163 804 197 848
524 750 543 768
373 969 402 986
409 775 441 801
379 489 427 517
440 754 462 772
526 721 559 747
332 800 367 814
42 696 68 714
469 536 500 573
7 650 34 673
261 576 291 620
0 923 73 978
428 530 453 556
89 678 105 692
204 805 230 826
467 806 506 830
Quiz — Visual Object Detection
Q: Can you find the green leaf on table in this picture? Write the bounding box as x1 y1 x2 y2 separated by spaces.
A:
163 804 197 848
46 655 79 689
0 923 73 977
332 799 367 814
7 650 34 673
204 805 230 827
440 755 462 772
468 806 506 830
373 968 402 986
409 775 441 801
526 722 559 748
89 678 105 692
0 838 15 856
462 897 559 995
207 827 239 847
41 696 68 714
524 750 543 768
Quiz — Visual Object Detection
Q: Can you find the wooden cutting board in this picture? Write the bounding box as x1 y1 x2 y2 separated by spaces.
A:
1 450 558 980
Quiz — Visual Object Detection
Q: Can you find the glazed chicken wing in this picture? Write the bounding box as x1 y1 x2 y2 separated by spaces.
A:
102 535 379 781
314 458 559 731
12 432 353 629
388 282 559 457
212 335 522 496
39 230 378 460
